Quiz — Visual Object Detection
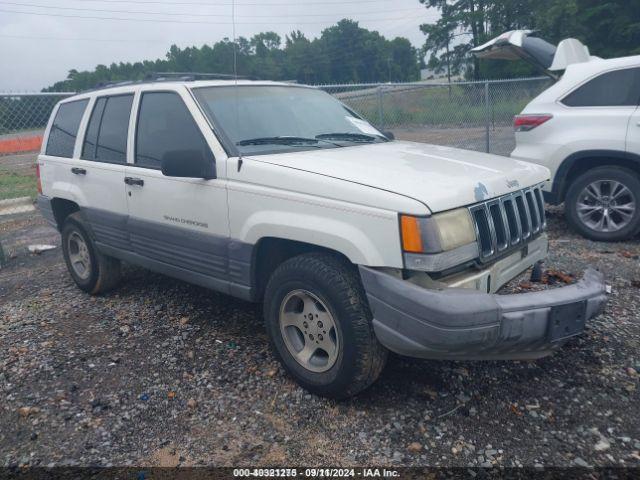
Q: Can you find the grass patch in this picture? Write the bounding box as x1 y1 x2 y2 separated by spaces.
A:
0 170 37 200
341 81 552 128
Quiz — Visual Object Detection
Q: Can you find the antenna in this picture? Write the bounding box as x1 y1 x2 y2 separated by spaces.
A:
232 0 238 84
231 0 243 170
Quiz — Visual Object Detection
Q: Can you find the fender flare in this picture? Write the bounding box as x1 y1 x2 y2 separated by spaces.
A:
549 150 640 204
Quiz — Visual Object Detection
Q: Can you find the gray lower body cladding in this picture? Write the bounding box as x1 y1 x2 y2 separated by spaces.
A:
37 195 57 228
359 266 607 360
38 195 254 300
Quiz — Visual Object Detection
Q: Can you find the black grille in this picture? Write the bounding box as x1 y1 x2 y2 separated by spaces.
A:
469 185 546 262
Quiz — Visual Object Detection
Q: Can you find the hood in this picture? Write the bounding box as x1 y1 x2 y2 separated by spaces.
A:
247 141 550 213
470 30 597 78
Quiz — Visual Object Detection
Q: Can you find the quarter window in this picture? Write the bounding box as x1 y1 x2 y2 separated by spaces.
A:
562 68 640 107
135 91 212 169
82 94 133 163
45 99 89 158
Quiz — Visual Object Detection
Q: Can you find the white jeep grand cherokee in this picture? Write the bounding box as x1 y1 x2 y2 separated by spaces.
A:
36 80 607 398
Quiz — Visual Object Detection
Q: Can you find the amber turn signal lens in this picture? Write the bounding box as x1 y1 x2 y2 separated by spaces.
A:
400 215 424 253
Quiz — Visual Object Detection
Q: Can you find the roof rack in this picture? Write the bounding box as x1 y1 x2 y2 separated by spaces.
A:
90 80 137 91
85 72 251 92
144 71 249 81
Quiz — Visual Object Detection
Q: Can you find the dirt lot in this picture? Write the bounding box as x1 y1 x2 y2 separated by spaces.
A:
391 125 515 157
0 206 639 469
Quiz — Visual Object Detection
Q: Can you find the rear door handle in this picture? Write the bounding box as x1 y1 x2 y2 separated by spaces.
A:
124 177 144 187
71 167 86 175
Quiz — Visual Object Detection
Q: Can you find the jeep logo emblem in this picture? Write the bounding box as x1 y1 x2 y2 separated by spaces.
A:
506 179 520 188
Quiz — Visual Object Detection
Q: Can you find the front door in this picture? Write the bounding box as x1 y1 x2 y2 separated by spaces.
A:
123 88 240 295
626 104 640 155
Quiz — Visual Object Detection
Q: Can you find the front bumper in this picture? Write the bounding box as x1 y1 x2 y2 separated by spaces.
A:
359 266 607 360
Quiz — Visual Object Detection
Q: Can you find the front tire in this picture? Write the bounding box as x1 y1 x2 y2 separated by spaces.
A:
61 212 121 294
264 252 387 399
565 166 640 241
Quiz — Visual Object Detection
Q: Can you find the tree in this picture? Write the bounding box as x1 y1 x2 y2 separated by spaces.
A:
284 31 320 83
419 0 492 80
44 20 420 91
419 0 640 80
420 2 459 82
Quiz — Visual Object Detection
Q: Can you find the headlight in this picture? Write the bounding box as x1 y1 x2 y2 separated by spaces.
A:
400 209 478 272
400 208 476 253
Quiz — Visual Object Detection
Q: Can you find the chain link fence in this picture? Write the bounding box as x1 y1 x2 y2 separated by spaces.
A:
0 93 73 265
0 92 74 156
319 76 553 156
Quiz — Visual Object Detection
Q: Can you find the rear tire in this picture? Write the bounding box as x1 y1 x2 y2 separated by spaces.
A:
61 212 121 294
565 166 640 241
264 252 387 399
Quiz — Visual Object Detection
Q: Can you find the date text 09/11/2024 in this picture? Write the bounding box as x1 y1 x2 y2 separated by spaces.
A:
232 468 400 477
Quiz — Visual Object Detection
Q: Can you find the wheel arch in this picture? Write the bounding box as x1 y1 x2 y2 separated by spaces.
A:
250 237 353 302
552 150 640 204
50 197 80 230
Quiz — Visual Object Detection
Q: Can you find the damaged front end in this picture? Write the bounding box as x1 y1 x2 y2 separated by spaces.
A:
360 265 606 361
362 183 607 360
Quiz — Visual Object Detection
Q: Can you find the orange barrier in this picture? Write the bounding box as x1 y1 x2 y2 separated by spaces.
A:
0 135 43 155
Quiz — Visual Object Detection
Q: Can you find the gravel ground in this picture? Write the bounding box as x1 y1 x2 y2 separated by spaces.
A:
0 207 638 468
392 126 515 157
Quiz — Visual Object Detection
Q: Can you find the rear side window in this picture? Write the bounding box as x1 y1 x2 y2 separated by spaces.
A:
562 68 640 107
45 99 88 158
135 91 211 169
82 94 133 163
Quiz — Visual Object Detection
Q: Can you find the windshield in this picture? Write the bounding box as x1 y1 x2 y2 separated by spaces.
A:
192 85 387 156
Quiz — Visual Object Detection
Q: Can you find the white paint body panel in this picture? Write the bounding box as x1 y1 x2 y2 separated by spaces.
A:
123 85 229 240
226 156 415 267
39 98 128 218
511 55 640 192
626 107 640 155
246 141 549 213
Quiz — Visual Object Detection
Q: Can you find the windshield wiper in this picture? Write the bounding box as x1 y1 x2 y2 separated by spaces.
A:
315 132 385 143
236 136 321 146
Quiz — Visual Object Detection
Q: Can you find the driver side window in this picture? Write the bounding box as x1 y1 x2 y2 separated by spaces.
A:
135 91 213 169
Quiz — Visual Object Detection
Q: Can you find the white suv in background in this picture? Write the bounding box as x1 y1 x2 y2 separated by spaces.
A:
473 31 640 241
36 78 606 398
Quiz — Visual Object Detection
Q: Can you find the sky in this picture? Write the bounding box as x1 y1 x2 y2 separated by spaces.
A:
0 0 440 91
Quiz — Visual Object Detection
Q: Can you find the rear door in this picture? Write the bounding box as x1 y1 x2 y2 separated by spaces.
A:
624 68 640 154
123 87 238 294
557 67 640 156
70 93 132 250
40 98 90 201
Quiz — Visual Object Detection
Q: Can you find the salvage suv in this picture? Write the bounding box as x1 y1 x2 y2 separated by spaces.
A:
36 79 607 398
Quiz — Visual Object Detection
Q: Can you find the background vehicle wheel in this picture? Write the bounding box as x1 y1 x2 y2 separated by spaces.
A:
264 252 387 399
565 167 640 241
61 212 121 294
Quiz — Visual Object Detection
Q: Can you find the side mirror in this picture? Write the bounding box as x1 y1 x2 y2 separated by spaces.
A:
383 131 395 140
161 150 216 179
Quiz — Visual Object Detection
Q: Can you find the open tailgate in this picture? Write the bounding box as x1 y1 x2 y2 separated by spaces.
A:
471 30 594 76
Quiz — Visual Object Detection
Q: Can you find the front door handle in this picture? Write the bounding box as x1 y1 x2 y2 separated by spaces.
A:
124 177 144 187
71 167 86 175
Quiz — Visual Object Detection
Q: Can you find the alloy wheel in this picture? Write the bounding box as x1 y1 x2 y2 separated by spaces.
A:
278 289 339 373
67 231 92 280
576 179 636 233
